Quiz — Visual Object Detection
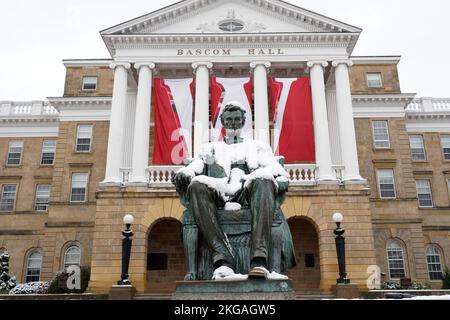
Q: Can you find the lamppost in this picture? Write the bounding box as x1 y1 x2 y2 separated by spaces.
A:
118 214 134 285
332 212 350 284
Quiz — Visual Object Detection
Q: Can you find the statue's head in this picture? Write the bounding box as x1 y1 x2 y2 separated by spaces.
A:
220 101 246 130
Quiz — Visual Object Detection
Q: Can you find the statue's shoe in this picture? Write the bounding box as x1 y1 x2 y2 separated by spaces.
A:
212 266 248 281
248 266 289 280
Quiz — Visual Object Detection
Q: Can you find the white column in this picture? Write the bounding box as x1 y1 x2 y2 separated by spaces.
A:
250 61 271 144
192 62 212 158
130 62 155 184
332 59 364 182
102 62 131 184
307 61 336 182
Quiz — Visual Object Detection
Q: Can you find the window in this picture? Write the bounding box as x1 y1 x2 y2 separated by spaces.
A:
409 135 426 160
64 246 81 269
40 140 56 165
70 173 88 202
34 184 51 211
416 180 433 208
147 253 168 270
76 125 93 152
0 184 17 212
367 72 383 88
25 251 42 283
387 240 406 279
448 179 450 200
377 169 396 198
441 135 450 160
6 140 23 165
426 246 443 280
82 76 97 91
218 20 244 32
372 121 390 149
304 254 315 268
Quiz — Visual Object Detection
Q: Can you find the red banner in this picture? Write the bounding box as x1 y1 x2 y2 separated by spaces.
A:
269 77 315 163
210 77 253 141
153 78 194 164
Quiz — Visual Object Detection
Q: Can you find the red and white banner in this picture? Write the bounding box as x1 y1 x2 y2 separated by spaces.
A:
153 78 194 165
210 77 253 141
269 77 315 163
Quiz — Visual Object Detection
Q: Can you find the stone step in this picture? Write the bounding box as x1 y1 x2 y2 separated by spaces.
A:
294 290 334 300
135 293 173 300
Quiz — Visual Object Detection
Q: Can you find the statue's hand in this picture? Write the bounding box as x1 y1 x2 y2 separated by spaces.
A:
172 172 192 192
277 179 289 193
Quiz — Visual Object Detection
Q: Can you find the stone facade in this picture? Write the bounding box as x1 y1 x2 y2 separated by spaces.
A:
1 1 449 297
63 66 113 97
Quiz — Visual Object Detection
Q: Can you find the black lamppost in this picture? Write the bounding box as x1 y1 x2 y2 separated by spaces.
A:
118 214 134 285
333 212 350 284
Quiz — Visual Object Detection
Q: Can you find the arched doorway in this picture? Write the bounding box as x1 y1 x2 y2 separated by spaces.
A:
146 218 186 293
286 217 321 291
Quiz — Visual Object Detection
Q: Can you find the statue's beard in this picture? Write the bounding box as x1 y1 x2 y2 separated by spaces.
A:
225 128 242 136
225 128 242 143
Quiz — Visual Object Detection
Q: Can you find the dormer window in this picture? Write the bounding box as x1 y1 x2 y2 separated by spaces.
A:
366 73 383 88
82 76 98 91
218 19 244 32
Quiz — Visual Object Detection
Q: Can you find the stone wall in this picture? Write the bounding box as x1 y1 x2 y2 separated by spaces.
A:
63 67 113 97
349 64 401 94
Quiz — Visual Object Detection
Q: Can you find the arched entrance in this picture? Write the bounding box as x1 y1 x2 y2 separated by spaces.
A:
286 217 321 291
146 218 186 293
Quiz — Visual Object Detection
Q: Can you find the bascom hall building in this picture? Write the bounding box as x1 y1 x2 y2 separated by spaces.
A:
1 0 449 297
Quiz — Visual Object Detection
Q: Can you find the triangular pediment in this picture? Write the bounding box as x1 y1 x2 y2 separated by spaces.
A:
101 0 361 35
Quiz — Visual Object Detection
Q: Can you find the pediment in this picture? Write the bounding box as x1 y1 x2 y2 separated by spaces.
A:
101 0 361 36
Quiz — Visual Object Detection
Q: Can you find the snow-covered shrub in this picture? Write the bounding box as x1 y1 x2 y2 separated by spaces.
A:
9 282 49 295
47 266 90 294
0 251 17 293
410 281 431 290
381 281 401 290
442 267 450 289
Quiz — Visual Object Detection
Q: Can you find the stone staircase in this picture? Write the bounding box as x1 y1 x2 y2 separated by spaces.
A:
134 289 334 300
294 289 334 300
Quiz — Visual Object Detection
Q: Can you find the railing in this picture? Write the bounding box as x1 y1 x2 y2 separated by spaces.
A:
0 101 58 117
284 164 317 185
146 165 184 186
144 164 320 187
406 98 450 113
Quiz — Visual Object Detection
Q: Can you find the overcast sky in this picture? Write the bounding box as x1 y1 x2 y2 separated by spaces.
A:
1 0 449 101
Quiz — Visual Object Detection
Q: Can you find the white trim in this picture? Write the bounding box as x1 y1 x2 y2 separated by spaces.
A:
63 59 112 67
351 56 401 65
47 97 112 122
352 94 416 118
406 119 450 133
0 124 59 138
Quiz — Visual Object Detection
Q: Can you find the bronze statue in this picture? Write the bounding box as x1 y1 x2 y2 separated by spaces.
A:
173 101 296 281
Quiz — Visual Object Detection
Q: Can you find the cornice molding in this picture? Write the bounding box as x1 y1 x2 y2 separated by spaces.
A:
63 59 112 67
47 97 112 107
352 94 416 104
102 32 357 56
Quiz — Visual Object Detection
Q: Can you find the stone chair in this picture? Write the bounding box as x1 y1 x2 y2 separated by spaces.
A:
174 157 296 281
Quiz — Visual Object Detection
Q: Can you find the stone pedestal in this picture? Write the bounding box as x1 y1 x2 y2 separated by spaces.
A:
173 280 294 300
332 283 360 299
108 285 137 300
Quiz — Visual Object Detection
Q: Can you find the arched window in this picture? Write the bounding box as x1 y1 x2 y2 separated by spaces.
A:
64 245 81 269
387 240 406 279
0 247 6 255
426 245 443 280
25 250 42 283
